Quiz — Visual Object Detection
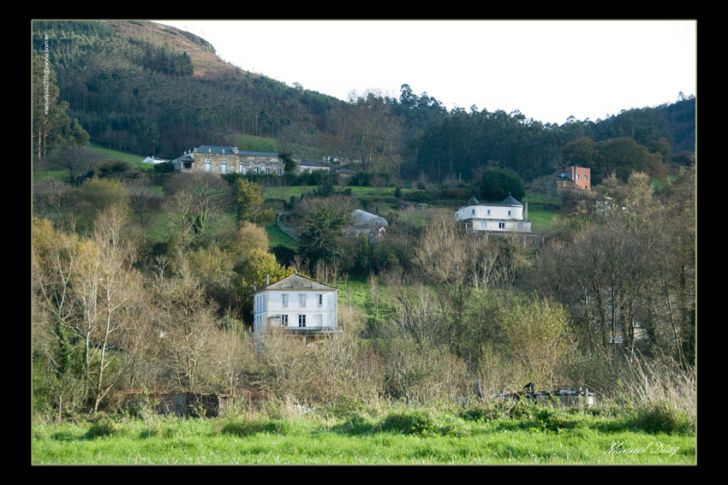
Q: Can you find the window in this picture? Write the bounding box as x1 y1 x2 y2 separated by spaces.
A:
508 210 511 216
299 294 306 308
204 160 211 173
221 161 227 174
281 314 288 326
298 314 306 327
576 174 579 181
239 163 243 173
471 209 475 215
318 294 323 307
282 294 288 308
254 167 259 174
487 209 491 216
278 168 283 175
183 161 192 170
498 222 505 229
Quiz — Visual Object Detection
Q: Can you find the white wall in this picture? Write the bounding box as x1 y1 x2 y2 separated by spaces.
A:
455 204 523 222
254 289 338 333
469 219 532 233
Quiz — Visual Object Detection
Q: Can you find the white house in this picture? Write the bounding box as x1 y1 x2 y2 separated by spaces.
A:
142 156 169 165
253 273 338 335
455 195 532 233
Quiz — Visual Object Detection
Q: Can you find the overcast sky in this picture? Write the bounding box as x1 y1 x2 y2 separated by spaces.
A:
156 20 695 125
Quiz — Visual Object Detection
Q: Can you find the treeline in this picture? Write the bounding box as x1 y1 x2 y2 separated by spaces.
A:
32 20 694 185
32 20 342 157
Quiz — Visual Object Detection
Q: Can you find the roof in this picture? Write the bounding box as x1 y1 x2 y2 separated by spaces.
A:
351 209 388 228
299 160 329 167
193 145 279 157
458 195 523 210
238 150 280 157
173 154 194 162
259 273 336 292
500 195 523 206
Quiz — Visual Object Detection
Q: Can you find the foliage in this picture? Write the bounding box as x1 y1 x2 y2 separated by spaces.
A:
85 419 118 439
32 53 89 160
153 162 176 173
480 167 525 201
499 297 575 388
78 178 130 217
234 178 268 223
378 411 436 435
221 419 292 436
279 152 297 174
625 403 691 435
292 196 356 266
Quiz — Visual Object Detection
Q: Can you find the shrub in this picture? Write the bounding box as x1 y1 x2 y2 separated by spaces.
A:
85 419 118 439
627 403 691 434
332 413 375 435
480 167 525 201
221 419 291 436
153 161 176 173
378 411 436 436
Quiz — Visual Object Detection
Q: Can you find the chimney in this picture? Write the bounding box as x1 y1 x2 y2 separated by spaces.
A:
266 274 270 286
524 200 528 220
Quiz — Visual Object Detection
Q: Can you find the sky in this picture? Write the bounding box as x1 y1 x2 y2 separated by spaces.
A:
156 20 695 125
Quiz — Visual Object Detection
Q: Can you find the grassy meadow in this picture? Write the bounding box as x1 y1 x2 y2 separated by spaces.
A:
32 405 696 465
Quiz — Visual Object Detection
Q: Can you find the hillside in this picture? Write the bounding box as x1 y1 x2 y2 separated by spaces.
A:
32 20 346 159
32 20 694 185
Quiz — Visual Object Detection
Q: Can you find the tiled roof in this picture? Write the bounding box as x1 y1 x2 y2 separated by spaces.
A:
500 195 523 206
261 273 336 291
193 145 279 157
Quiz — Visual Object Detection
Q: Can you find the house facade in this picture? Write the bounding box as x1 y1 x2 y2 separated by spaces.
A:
172 145 284 176
455 195 532 233
555 165 591 192
253 273 338 335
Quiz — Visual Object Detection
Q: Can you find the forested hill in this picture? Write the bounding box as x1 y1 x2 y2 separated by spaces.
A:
31 20 346 158
32 20 694 183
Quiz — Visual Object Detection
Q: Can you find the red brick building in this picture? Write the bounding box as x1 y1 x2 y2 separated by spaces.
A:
556 165 591 192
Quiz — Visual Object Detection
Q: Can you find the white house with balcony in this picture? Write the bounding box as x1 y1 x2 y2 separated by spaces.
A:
253 273 338 335
455 195 532 233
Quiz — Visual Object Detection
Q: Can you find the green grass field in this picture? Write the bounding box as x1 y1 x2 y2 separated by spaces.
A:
88 144 151 170
32 410 695 464
235 135 279 153
337 277 371 313
265 223 299 250
528 208 560 233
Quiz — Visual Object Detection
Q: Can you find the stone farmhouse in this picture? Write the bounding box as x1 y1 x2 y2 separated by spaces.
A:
172 145 284 175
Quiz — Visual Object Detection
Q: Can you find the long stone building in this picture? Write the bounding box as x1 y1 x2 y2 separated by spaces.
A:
172 145 284 175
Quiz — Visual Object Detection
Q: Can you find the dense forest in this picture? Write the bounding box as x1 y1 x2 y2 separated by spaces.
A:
32 20 694 185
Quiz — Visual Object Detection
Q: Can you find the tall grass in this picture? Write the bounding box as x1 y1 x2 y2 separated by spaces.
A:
620 359 696 419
